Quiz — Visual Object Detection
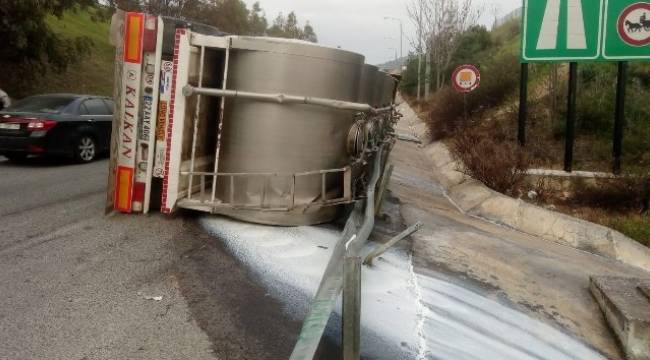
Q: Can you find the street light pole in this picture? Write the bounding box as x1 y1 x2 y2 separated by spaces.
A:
383 17 403 60
387 48 397 63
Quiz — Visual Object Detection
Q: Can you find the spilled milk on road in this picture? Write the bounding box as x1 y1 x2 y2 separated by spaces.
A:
200 216 605 360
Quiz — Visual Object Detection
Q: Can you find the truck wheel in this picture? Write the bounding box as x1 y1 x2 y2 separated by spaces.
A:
74 136 96 163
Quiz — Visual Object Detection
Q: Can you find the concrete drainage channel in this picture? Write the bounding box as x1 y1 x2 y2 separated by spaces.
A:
425 140 650 273
398 98 650 360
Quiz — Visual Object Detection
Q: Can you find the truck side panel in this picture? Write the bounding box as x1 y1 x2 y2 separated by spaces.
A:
115 12 144 213
106 10 126 214
153 60 173 180
161 29 191 214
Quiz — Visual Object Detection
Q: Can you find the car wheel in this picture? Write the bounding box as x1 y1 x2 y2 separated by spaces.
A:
6 154 27 163
75 135 96 163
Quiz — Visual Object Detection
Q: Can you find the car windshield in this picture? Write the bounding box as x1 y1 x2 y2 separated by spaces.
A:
5 95 76 114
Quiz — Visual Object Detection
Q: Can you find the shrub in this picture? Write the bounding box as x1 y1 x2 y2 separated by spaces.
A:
425 87 467 140
425 51 521 141
450 128 530 195
570 176 650 213
469 51 520 109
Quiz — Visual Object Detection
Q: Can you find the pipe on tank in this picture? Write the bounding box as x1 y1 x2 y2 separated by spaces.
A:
183 85 392 114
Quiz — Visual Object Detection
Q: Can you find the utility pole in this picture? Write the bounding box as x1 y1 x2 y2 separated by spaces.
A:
383 17 403 60
417 6 423 100
425 50 431 99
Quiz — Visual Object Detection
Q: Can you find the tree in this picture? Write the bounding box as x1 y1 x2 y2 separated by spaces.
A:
248 2 268 36
407 0 480 93
427 0 480 90
284 11 301 38
0 0 94 94
407 0 429 100
101 0 316 40
267 12 286 37
266 11 318 42
217 0 251 34
303 22 318 43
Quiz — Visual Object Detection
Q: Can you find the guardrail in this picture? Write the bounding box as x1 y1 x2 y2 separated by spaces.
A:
287 135 404 359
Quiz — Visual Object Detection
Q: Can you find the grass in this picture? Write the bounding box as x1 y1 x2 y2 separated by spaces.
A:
38 7 114 97
608 216 650 247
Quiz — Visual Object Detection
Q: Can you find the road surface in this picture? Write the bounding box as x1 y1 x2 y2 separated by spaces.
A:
0 156 302 359
0 97 646 360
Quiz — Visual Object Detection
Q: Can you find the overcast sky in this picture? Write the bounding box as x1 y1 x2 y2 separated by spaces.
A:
244 0 522 65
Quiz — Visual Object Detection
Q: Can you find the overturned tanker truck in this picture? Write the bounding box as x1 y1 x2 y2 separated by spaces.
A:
106 10 400 226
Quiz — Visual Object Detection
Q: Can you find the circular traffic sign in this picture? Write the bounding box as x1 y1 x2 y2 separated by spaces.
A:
451 65 480 93
617 2 650 47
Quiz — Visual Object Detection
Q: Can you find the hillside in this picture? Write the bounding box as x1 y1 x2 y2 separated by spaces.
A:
402 18 650 246
41 8 114 97
376 56 407 72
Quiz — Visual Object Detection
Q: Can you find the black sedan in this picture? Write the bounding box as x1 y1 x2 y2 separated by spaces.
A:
0 94 114 163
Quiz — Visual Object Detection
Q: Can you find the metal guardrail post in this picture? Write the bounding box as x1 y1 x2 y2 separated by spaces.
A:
342 256 362 360
375 164 394 215
289 144 386 360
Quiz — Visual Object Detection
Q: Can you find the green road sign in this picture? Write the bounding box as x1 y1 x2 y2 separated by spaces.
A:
603 0 650 59
522 0 604 62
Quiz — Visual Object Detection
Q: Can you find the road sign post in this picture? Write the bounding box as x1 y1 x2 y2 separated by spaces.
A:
521 0 650 173
564 62 578 172
518 63 529 146
613 61 628 175
451 64 481 123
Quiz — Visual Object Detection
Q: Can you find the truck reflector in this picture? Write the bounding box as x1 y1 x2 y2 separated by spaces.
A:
115 166 134 212
132 181 146 212
143 15 158 52
124 13 144 64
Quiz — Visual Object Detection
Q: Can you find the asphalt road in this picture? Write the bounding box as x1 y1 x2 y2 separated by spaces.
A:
0 156 303 359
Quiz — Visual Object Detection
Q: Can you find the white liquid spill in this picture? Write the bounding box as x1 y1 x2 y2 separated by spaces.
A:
200 216 606 360
408 253 429 360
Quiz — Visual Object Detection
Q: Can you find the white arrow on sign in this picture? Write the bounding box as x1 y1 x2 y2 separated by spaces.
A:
536 0 587 50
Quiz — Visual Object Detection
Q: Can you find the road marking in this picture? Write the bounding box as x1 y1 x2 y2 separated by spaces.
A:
567 0 588 49
537 0 561 49
537 0 588 50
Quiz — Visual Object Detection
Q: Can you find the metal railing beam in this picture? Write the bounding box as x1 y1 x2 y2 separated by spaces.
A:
183 85 393 114
363 222 423 266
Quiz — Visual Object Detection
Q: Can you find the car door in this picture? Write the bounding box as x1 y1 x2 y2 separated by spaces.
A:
79 98 113 151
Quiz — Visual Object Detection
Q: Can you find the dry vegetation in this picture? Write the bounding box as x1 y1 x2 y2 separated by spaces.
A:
401 19 650 246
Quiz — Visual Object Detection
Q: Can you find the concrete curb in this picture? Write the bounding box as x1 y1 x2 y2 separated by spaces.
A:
426 140 650 273
396 99 650 272
590 276 650 360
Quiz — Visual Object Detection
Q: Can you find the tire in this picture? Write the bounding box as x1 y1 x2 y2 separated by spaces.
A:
6 154 27 163
74 135 96 163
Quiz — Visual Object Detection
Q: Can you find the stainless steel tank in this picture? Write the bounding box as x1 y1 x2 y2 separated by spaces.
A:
215 37 365 225
379 72 397 107
358 64 379 105
384 74 397 105
372 71 388 107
